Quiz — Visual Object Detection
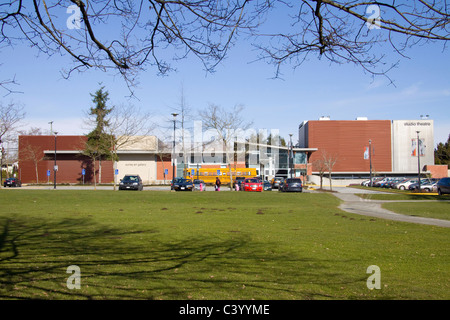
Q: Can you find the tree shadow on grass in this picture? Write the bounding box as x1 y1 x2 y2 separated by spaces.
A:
0 215 368 300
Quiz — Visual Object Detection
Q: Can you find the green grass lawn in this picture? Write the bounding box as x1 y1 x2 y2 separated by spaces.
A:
0 190 448 300
356 192 450 201
381 202 450 221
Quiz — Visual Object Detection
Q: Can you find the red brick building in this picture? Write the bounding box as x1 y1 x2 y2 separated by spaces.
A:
18 135 182 185
299 119 392 174
298 117 446 179
18 135 114 184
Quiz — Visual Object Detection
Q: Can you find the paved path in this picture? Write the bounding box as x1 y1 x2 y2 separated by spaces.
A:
331 188 450 228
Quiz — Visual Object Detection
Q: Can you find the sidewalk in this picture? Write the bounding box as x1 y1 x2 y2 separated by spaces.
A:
332 187 450 228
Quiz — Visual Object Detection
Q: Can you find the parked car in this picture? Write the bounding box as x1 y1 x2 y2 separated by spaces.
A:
437 177 450 195
408 178 435 191
271 176 284 189
420 181 437 193
279 178 303 192
242 178 263 192
263 181 272 191
383 178 406 189
377 177 398 188
193 179 205 191
361 177 382 187
3 177 22 187
119 175 143 191
372 177 392 187
172 178 194 191
394 178 417 190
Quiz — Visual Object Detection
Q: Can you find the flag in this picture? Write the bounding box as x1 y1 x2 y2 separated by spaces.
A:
364 147 369 160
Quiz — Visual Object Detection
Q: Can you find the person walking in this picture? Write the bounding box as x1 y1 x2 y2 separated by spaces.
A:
215 177 221 191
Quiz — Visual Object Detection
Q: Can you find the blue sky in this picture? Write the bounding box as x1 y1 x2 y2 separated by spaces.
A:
1 5 449 148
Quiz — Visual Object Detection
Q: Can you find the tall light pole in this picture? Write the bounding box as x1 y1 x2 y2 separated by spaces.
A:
289 133 293 178
54 132 58 189
369 139 373 187
416 131 421 192
171 113 178 190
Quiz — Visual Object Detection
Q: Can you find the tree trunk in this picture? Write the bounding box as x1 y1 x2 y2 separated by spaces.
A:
35 163 39 184
328 172 332 191
93 157 97 190
99 158 102 184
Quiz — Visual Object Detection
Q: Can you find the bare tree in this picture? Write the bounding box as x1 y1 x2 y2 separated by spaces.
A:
22 143 44 184
172 85 193 178
0 1 262 93
0 74 22 96
313 150 338 191
3 1 446 92
17 127 44 183
199 103 252 190
312 156 327 190
254 1 450 80
0 101 25 141
0 101 25 175
105 103 154 190
156 138 172 185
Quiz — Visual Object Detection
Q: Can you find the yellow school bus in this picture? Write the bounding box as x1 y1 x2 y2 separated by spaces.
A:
184 167 258 185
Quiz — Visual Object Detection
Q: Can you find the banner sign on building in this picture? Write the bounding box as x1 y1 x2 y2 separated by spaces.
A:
411 139 425 157
364 147 369 160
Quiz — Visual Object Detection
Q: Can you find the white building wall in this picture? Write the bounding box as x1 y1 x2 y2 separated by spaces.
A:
116 136 158 184
116 154 157 184
391 120 434 172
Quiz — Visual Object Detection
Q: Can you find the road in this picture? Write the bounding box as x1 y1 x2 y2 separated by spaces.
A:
331 187 450 228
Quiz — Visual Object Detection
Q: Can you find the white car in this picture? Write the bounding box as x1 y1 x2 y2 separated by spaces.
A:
420 182 437 192
395 179 417 190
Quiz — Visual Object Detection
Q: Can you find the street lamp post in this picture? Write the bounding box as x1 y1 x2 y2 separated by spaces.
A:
289 133 293 178
171 113 178 190
369 139 373 187
416 131 421 192
54 132 58 189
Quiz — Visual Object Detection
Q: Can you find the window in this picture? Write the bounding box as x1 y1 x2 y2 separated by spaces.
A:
293 152 307 164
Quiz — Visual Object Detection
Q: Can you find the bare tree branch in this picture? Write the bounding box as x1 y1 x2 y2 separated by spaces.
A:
253 0 450 80
0 100 25 140
199 103 252 190
1 0 261 90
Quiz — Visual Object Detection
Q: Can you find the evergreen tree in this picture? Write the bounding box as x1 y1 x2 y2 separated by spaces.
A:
83 86 114 187
435 134 450 168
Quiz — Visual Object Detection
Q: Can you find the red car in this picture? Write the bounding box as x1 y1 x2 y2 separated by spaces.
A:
242 178 263 192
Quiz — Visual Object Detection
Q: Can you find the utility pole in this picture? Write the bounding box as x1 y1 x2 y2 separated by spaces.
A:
416 131 421 192
171 113 178 190
54 132 58 189
369 139 373 187
289 133 293 178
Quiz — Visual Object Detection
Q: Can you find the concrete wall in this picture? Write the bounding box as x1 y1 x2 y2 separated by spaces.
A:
116 154 157 184
307 175 367 187
391 120 434 172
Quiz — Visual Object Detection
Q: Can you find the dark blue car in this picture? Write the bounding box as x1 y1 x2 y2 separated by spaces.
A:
172 178 194 191
278 178 303 192
437 177 450 195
